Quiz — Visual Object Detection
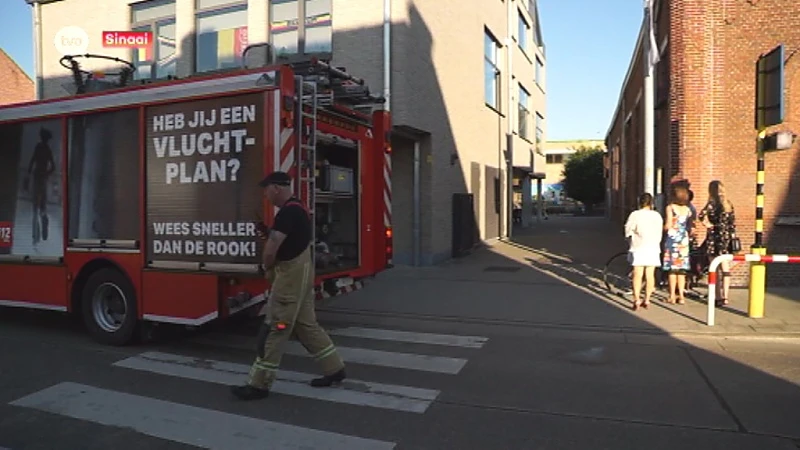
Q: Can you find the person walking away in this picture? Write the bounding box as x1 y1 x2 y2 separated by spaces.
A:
624 193 664 310
662 184 693 304
698 180 737 306
231 171 346 401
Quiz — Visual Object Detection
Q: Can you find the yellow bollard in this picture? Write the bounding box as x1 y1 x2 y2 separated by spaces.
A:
748 247 766 318
748 131 767 319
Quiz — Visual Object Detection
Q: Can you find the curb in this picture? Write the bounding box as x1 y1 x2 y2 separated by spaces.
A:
667 331 800 342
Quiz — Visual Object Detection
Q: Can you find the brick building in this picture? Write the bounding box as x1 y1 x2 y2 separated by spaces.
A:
0 49 34 105
605 0 800 286
25 0 548 266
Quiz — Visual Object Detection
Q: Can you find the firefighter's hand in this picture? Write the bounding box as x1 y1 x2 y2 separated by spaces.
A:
255 222 270 240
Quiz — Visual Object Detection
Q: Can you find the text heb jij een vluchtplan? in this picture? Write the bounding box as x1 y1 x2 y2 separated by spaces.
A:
151 104 257 185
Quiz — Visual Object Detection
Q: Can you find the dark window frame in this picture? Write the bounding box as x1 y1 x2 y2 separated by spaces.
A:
484 28 501 111
535 56 543 88
535 112 544 154
130 0 178 80
545 154 564 164
270 0 333 61
194 0 249 73
517 10 529 53
518 83 530 140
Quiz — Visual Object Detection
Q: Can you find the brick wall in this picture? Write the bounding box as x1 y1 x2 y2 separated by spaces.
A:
606 27 645 225
703 0 800 286
608 0 800 286
0 49 34 106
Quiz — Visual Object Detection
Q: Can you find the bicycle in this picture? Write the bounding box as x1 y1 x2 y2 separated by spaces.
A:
603 248 709 299
602 251 665 297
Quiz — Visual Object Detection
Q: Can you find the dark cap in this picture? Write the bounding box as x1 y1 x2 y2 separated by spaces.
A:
258 171 292 187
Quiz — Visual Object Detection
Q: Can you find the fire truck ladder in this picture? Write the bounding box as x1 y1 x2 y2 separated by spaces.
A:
295 75 319 257
289 57 385 110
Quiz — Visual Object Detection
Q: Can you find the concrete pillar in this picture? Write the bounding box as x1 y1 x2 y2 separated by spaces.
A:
246 0 270 66
175 0 195 77
536 178 543 223
521 176 532 227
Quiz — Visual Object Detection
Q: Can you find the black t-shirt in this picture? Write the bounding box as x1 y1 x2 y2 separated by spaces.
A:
271 198 312 261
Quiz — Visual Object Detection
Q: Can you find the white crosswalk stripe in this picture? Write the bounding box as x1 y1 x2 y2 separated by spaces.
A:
7 326 490 449
114 351 440 413
10 382 396 450
327 327 489 348
189 333 469 374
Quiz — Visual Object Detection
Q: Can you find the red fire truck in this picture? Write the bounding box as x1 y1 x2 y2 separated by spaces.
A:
0 49 393 346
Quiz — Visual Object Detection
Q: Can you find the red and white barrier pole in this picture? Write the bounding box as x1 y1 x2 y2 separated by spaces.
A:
707 253 800 326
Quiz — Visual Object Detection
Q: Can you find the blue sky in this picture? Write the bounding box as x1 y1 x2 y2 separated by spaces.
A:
0 0 642 142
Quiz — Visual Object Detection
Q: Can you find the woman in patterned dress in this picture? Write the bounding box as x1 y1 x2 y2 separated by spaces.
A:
662 184 693 304
698 180 737 305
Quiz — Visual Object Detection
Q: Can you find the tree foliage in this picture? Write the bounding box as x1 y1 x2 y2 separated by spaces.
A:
560 145 605 209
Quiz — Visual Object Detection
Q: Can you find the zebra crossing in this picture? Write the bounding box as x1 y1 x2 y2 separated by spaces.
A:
7 325 489 450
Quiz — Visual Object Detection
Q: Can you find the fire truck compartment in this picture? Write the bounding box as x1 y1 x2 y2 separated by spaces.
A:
314 139 359 274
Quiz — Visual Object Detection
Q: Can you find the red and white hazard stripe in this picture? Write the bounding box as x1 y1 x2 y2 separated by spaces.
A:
383 151 392 228
706 253 800 326
273 91 297 215
315 280 365 300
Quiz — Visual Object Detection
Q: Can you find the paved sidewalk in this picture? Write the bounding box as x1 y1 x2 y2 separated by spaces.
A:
508 215 800 339
321 215 800 342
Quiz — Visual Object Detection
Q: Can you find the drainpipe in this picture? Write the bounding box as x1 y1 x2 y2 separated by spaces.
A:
413 140 420 266
32 1 43 100
383 0 391 111
504 0 514 239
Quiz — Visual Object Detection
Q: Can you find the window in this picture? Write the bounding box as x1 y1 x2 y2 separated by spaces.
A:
271 0 332 59
484 30 501 110
517 11 529 53
130 0 177 80
195 0 248 73
535 56 543 87
517 84 530 140
68 109 141 242
535 112 544 153
655 50 669 106
546 154 564 164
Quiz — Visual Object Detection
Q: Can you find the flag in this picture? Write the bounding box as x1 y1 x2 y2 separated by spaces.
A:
645 0 660 68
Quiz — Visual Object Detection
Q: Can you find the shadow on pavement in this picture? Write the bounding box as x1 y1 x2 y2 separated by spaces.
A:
315 215 800 446
1 215 799 449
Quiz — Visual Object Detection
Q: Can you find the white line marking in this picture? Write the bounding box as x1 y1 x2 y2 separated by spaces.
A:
0 72 277 122
0 300 67 311
142 311 218 326
328 327 489 349
292 343 467 374
10 382 395 450
113 352 439 414
189 334 469 374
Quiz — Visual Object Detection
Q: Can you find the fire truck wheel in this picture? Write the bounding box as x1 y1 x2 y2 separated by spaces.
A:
81 267 138 346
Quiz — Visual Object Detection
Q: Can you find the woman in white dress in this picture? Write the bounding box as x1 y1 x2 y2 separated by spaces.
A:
624 193 664 310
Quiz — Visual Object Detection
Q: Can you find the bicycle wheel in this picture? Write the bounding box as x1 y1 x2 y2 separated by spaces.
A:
603 251 632 296
684 269 710 301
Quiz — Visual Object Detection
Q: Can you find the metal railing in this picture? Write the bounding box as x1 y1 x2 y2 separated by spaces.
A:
706 253 800 326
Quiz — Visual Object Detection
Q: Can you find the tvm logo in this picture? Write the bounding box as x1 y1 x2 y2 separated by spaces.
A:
54 26 90 56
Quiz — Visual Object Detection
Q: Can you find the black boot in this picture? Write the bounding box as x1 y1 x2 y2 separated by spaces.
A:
310 368 346 387
230 384 270 400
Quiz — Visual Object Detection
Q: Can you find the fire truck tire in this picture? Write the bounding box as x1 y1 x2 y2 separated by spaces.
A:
80 267 138 346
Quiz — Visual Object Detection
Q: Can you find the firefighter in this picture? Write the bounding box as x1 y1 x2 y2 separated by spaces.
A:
231 171 346 401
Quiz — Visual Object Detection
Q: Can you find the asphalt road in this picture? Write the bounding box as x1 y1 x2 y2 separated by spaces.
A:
1 305 799 450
